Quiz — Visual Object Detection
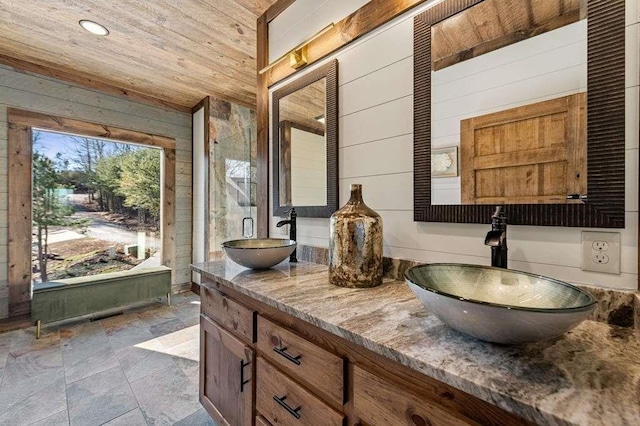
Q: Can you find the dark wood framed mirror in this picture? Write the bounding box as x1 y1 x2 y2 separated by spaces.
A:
272 59 338 218
414 0 625 227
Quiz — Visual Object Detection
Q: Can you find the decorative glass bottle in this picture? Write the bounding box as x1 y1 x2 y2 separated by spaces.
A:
329 184 383 288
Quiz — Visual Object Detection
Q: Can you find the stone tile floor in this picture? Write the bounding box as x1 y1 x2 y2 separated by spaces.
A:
0 293 216 426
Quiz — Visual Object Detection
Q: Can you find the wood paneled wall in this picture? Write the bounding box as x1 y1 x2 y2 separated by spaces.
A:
0 64 193 319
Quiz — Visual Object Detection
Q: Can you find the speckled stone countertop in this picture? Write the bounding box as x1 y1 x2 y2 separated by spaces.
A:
191 260 640 426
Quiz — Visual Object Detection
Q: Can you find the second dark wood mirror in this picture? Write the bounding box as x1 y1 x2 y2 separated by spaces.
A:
414 0 625 227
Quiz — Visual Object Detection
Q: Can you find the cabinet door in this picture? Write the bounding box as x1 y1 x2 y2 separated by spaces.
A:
200 314 254 426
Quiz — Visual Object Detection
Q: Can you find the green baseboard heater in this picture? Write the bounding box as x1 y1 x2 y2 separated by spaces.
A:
32 266 172 338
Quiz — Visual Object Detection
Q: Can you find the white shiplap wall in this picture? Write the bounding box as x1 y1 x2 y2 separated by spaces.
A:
269 0 640 290
0 65 193 318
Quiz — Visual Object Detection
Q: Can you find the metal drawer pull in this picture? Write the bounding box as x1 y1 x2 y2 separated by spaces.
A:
273 395 301 419
273 346 302 365
240 359 251 393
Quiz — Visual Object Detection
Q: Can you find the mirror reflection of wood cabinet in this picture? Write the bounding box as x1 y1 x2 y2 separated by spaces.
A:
200 314 254 426
460 93 586 204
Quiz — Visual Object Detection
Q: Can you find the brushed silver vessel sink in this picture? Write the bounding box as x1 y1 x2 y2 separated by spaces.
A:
222 238 296 269
405 264 597 344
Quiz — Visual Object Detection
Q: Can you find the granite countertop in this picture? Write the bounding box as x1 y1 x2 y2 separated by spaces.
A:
191 260 640 426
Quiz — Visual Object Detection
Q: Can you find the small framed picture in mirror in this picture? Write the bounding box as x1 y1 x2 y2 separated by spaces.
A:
431 146 458 178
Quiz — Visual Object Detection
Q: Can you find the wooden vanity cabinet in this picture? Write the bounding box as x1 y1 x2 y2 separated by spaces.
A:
200 280 530 426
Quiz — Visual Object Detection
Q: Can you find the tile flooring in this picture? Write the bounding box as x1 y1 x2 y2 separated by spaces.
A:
0 293 215 426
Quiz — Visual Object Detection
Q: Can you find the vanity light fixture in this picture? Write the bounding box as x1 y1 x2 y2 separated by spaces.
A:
79 20 109 36
259 23 334 74
315 114 325 124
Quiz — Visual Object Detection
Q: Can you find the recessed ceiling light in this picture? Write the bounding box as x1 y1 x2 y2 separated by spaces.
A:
79 20 109 36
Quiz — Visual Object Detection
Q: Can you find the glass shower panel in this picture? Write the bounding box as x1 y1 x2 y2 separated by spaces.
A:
208 119 257 258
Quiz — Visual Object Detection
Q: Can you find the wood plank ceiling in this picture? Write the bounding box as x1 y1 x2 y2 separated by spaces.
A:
0 0 279 111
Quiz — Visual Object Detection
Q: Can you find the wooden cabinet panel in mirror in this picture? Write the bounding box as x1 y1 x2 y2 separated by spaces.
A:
414 0 625 227
273 60 338 218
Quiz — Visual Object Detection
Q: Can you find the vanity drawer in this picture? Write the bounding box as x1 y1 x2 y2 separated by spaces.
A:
256 357 344 426
256 316 344 407
353 366 477 426
201 285 255 343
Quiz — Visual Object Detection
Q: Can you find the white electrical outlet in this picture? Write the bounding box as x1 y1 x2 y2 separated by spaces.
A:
581 231 620 274
279 224 289 236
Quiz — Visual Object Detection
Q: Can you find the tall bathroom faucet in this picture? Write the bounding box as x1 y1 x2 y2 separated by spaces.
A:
276 208 297 263
484 206 507 269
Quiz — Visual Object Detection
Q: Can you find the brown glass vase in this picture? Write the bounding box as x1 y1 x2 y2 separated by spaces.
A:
329 184 383 288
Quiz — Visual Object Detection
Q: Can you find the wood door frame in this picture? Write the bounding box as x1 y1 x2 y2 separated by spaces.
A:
7 108 176 318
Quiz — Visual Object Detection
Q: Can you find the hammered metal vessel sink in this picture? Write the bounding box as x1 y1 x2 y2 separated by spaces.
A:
222 238 296 269
405 264 597 344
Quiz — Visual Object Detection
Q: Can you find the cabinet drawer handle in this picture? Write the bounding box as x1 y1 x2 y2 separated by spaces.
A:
273 346 302 365
239 359 251 393
273 395 301 419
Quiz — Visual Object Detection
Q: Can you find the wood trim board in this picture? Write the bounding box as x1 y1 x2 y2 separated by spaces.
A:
0 54 192 113
265 0 296 23
7 108 177 318
257 13 270 238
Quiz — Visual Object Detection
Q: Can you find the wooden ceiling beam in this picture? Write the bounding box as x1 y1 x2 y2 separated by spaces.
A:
0 54 191 112
0 52 257 112
0 31 256 108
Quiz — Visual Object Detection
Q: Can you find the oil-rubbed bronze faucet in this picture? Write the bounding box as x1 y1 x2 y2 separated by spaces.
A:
484 206 507 268
276 208 297 263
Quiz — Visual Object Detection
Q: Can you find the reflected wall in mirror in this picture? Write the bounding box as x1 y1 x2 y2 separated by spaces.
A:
414 0 625 227
279 77 327 207
273 60 338 217
431 0 587 205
